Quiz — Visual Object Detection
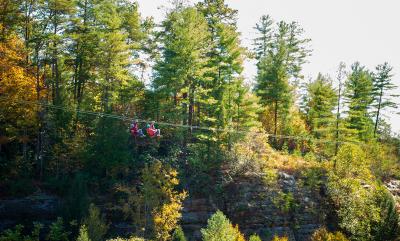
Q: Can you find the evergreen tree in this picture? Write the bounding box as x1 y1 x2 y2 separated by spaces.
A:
335 62 346 155
305 73 337 139
83 204 108 241
96 4 129 111
69 0 100 110
197 0 246 133
153 6 210 128
77 225 91 241
254 18 311 137
372 62 398 137
253 15 273 60
201 210 244 241
172 226 187 241
46 218 70 241
344 62 374 141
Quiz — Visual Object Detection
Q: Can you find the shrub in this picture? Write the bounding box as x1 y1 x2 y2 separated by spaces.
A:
371 185 400 241
230 128 271 175
272 191 297 214
311 227 349 241
143 161 187 241
106 237 145 241
83 204 108 241
0 224 24 241
300 167 325 191
63 173 89 221
249 234 262 241
271 236 288 241
328 177 380 240
0 223 43 241
77 225 91 241
201 211 245 241
47 217 70 241
333 144 372 180
171 226 187 241
367 141 400 181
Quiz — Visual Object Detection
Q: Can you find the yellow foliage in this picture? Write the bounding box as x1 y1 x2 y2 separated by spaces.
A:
233 225 245 241
334 144 373 180
107 237 145 241
0 26 42 135
311 227 349 241
271 236 288 241
141 160 187 241
153 195 186 241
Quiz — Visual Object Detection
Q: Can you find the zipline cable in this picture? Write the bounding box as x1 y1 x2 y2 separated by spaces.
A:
0 96 362 146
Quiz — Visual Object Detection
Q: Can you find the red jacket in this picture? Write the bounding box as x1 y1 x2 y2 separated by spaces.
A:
130 123 140 136
146 124 157 136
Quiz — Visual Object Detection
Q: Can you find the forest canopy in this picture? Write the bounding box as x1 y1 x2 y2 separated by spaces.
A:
0 0 399 241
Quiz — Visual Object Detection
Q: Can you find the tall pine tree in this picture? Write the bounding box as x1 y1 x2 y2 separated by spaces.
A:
305 73 337 139
344 62 374 141
254 17 311 137
372 62 398 137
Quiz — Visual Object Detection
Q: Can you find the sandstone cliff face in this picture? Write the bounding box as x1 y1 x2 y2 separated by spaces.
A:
0 193 61 231
181 171 328 241
0 172 330 241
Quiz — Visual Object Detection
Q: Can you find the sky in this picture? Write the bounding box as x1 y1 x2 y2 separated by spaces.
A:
136 0 400 133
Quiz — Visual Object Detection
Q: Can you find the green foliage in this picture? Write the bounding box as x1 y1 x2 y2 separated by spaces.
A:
0 225 24 241
114 160 186 240
300 167 325 191
344 62 375 141
333 144 372 180
77 225 91 241
201 210 244 241
372 62 397 137
1 1 400 241
327 145 400 240
272 191 297 214
249 234 262 241
303 74 337 152
367 140 400 181
311 227 349 241
171 226 187 241
271 236 288 241
63 173 89 222
0 223 43 241
254 16 311 137
154 6 210 126
371 185 400 241
47 217 70 241
106 237 145 241
83 204 108 241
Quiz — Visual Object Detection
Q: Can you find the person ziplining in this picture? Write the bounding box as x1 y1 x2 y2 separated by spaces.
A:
129 120 161 139
146 121 161 138
130 120 145 138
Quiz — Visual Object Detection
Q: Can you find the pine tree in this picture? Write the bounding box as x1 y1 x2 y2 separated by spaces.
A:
253 15 273 60
201 210 245 241
172 226 187 241
69 0 99 109
335 62 346 155
344 62 374 141
45 0 75 104
254 18 311 137
153 6 210 128
83 204 108 241
77 225 91 241
305 73 337 139
197 0 252 151
372 62 398 137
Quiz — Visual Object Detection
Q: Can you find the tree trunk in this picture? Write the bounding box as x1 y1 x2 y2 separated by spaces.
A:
335 66 344 157
374 88 383 137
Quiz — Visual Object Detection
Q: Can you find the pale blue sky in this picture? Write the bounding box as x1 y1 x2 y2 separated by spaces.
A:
137 0 400 134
